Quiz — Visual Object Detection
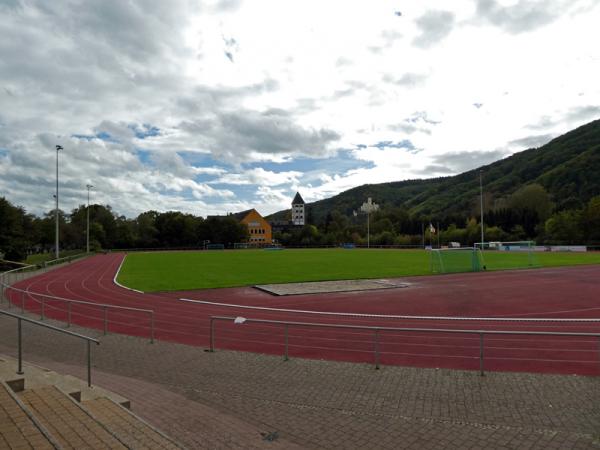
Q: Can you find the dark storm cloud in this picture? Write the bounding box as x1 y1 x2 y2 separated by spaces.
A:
412 10 455 48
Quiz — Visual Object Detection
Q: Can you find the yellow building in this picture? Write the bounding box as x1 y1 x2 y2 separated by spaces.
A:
232 209 272 245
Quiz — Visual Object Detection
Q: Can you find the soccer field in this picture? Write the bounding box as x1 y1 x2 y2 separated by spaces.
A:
116 248 600 292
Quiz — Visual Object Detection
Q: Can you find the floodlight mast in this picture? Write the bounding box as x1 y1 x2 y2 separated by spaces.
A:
55 145 63 259
360 198 379 248
479 170 484 250
86 184 94 253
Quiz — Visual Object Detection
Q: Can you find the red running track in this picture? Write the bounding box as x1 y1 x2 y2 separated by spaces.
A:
6 253 600 376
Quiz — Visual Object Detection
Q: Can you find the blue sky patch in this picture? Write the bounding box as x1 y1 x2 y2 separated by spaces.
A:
130 123 160 139
372 139 415 150
135 149 152 164
72 131 116 142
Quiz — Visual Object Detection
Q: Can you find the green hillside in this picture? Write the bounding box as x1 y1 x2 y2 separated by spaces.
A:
270 119 600 223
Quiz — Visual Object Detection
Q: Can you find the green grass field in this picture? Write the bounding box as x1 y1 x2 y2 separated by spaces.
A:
116 248 600 292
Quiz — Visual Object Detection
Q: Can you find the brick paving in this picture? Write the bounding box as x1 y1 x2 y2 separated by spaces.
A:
83 397 182 449
19 385 126 449
0 311 599 449
0 382 54 449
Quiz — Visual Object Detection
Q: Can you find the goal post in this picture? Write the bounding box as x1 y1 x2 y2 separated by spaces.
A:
430 248 484 274
474 241 540 270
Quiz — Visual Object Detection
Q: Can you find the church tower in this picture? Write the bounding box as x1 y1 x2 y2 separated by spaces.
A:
291 192 305 226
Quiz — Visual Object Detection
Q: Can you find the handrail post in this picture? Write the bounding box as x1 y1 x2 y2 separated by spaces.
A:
87 340 91 387
21 291 25 314
7 288 11 309
17 318 24 375
103 306 108 335
150 312 155 344
479 333 485 376
284 324 289 361
67 302 72 327
374 329 380 370
209 317 215 352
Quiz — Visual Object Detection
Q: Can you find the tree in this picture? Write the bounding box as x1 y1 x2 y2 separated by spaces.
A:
199 217 247 246
135 211 159 247
544 210 583 244
508 184 553 221
0 197 37 261
582 196 600 242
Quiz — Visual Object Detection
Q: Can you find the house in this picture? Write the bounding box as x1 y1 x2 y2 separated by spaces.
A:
230 209 273 245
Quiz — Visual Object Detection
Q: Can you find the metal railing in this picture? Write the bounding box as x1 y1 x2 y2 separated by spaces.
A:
0 309 99 386
209 316 600 376
1 263 155 343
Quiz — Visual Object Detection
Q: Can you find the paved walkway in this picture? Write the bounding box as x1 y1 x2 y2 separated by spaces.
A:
1 311 599 449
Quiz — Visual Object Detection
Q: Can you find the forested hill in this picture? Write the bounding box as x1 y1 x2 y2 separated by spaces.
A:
270 118 600 223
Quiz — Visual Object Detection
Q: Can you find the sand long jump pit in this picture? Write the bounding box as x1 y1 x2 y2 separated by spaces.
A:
255 278 410 295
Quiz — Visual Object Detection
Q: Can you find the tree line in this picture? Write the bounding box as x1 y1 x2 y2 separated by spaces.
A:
0 198 247 261
1 183 599 262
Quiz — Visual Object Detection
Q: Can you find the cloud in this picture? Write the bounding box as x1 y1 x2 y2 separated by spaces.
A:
335 57 352 67
382 72 428 87
412 10 455 48
509 134 555 149
566 105 600 122
387 111 441 135
425 149 509 173
178 109 340 163
388 122 432 135
1 0 598 219
473 0 587 34
372 140 416 151
212 0 242 12
213 167 302 186
527 106 600 131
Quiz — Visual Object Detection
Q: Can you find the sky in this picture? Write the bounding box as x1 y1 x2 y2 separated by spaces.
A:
1 0 599 218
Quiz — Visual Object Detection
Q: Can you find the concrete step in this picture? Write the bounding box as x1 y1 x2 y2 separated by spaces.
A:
0 381 60 449
18 385 128 450
0 355 130 408
83 397 185 450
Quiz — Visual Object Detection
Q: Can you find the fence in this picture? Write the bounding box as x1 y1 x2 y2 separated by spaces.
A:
208 316 600 376
0 260 155 343
0 309 100 386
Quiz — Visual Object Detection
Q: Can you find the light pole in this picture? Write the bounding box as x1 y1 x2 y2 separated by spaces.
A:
86 184 93 253
360 197 379 248
479 170 484 248
55 145 63 259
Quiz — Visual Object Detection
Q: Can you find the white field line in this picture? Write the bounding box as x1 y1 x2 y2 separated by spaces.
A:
177 298 600 322
113 254 144 294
